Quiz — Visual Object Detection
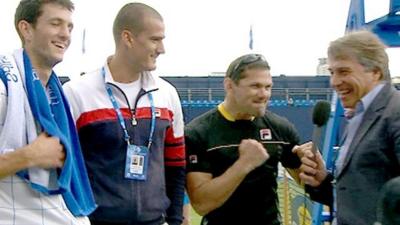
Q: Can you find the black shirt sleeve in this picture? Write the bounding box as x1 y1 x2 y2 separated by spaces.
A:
185 124 212 173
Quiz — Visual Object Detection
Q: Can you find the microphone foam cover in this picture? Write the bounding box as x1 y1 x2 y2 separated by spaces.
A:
312 100 331 126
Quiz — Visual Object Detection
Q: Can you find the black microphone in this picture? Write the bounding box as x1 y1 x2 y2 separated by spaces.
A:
311 100 331 153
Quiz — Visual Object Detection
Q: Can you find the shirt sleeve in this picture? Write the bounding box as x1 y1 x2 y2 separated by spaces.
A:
164 87 185 167
0 69 10 155
272 115 302 169
305 173 334 206
0 70 7 134
62 82 80 122
185 125 212 173
164 87 185 225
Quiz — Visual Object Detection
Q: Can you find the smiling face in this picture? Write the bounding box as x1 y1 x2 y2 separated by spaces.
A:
127 16 165 72
328 55 380 109
326 31 389 109
226 68 272 119
20 3 73 69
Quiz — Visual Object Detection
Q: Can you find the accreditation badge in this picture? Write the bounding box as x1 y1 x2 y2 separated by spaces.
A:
124 144 149 180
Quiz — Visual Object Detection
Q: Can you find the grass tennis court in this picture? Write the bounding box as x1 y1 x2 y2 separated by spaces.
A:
189 207 202 225
185 171 314 225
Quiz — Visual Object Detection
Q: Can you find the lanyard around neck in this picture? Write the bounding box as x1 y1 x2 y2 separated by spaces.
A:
102 67 156 149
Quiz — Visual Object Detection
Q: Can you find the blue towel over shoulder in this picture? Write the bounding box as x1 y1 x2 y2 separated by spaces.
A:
17 50 96 216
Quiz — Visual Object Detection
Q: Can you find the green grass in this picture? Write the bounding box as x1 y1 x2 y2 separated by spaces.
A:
189 206 202 225
185 175 313 225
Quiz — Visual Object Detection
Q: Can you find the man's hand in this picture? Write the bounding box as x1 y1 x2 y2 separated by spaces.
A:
25 132 65 169
293 144 327 187
187 139 271 216
292 141 313 158
237 139 269 172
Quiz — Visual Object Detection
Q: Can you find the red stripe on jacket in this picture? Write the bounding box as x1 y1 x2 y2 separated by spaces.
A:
164 127 185 167
77 107 172 129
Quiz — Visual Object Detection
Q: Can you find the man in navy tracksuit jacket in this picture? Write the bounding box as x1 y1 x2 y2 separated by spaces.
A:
63 3 185 225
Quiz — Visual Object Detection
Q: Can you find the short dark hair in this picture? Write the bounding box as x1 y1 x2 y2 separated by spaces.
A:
226 54 270 83
112 2 162 45
14 0 74 40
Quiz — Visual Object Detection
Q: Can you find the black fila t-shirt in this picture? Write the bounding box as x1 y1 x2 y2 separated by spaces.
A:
185 108 301 225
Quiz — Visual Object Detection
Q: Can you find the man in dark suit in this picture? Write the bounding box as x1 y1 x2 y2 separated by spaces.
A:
375 176 400 225
294 30 400 225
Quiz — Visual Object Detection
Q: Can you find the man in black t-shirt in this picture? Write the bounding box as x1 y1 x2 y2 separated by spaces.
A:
185 54 312 225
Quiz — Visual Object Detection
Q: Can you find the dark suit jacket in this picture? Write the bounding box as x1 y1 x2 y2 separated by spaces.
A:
307 83 400 225
376 176 400 225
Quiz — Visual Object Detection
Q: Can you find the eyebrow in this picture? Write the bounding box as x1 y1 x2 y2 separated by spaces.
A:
48 17 74 27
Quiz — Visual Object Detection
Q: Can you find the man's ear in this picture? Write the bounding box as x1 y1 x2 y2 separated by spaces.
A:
121 30 134 48
18 20 33 43
373 68 383 81
224 77 234 92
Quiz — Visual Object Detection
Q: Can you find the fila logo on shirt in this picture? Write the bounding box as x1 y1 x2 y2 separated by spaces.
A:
189 155 198 164
155 108 161 117
259 129 272 140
